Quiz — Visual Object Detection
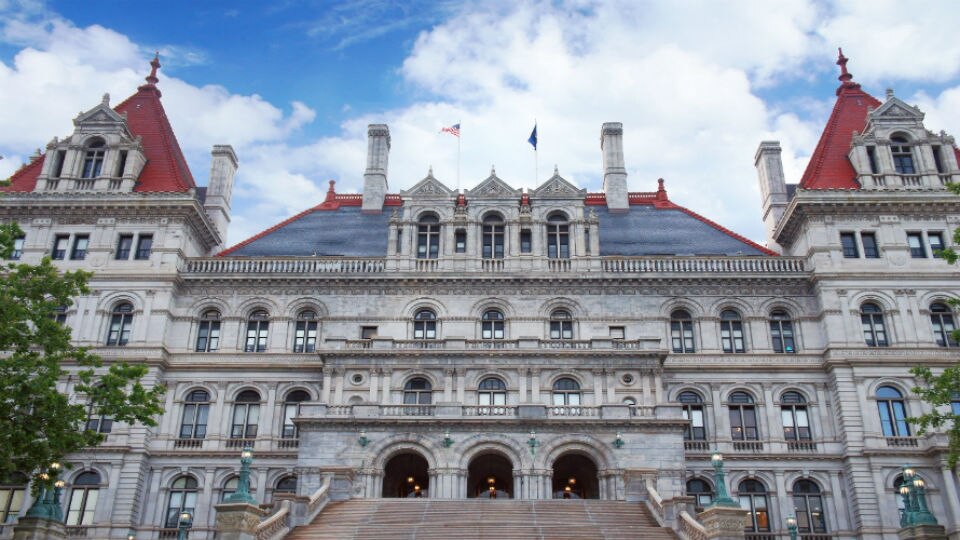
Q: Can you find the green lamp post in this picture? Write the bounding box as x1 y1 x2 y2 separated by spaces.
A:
786 515 799 540
707 453 738 507
25 462 62 520
224 447 256 504
176 511 192 540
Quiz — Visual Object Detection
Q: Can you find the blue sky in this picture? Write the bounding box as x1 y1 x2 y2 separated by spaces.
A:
3 0 960 246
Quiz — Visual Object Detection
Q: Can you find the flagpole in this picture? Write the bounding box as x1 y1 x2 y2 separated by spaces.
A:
534 119 538 184
457 119 461 191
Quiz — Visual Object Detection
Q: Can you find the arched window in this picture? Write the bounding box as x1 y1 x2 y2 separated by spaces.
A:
720 309 745 353
275 476 297 495
670 310 695 353
478 377 506 415
66 471 101 526
221 477 238 502
930 302 957 347
413 309 437 340
81 138 105 179
890 134 915 174
738 479 771 532
793 479 827 534
728 391 758 441
403 378 432 405
294 310 319 353
244 310 270 352
179 389 210 439
678 391 706 441
482 214 505 259
0 472 27 524
546 213 570 259
860 303 888 347
481 309 505 340
877 386 910 437
769 310 796 353
195 309 221 352
552 378 581 415
417 214 440 259
686 478 713 512
164 476 198 528
231 390 261 439
781 391 811 441
549 309 573 340
106 302 133 346
282 390 310 439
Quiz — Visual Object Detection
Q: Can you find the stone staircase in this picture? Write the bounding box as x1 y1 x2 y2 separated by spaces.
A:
286 498 677 540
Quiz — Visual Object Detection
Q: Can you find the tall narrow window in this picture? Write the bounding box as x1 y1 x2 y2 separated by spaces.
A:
481 309 505 340
552 378 581 414
546 213 570 258
482 214 505 259
866 145 879 174
891 135 915 174
115 150 128 177
769 310 796 353
195 310 221 352
738 479 771 533
413 309 437 339
282 390 310 439
861 232 879 258
81 139 105 179
106 302 133 346
860 303 888 347
52 235 69 260
670 310 695 353
549 309 573 340
520 229 532 253
52 150 66 178
686 478 713 513
403 378 432 405
85 400 112 434
877 386 910 437
928 232 945 258
678 391 706 441
66 472 101 526
0 473 28 524
930 302 957 347
933 145 945 173
907 232 926 258
793 480 827 534
115 234 133 260
293 310 318 353
164 476 198 528
231 390 261 439
728 391 758 440
780 391 811 441
840 232 859 258
179 390 210 439
720 309 745 353
478 377 507 415
134 234 153 260
10 236 24 260
70 235 89 260
417 214 440 259
454 229 467 253
244 310 269 352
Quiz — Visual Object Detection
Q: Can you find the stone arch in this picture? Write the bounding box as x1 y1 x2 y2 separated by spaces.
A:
96 292 144 314
158 469 204 490
456 434 529 470
660 297 706 318
468 370 514 390
236 297 281 318
669 385 710 402
178 384 217 402
186 296 230 316
284 298 329 319
402 297 447 319
538 297 585 320
708 297 755 318
538 436 613 472
759 297 805 318
469 297 515 318
848 291 897 313
371 437 441 470
728 472 777 495
276 383 317 401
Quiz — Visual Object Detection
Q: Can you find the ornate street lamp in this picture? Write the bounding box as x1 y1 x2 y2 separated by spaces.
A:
527 430 539 456
358 430 370 448
176 511 193 540
26 462 62 520
612 432 624 449
786 515 798 540
707 453 738 507
53 480 66 521
224 447 256 504
899 466 939 526
442 429 454 448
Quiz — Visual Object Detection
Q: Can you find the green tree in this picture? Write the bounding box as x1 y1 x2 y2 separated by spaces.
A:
0 221 165 481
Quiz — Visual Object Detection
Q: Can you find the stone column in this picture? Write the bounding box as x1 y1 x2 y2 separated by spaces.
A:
530 369 541 404
12 517 66 540
698 505 748 540
444 369 454 402
382 369 392 404
321 368 332 403
368 369 379 403
593 369 604 406
214 502 263 540
333 368 345 404
940 466 960 531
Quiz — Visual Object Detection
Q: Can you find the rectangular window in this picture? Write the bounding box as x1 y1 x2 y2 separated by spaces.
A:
840 232 858 258
10 236 24 260
361 326 378 339
115 234 133 260
395 229 402 253
134 235 153 260
907 233 925 258
933 146 945 173
584 227 591 253
52 150 66 178
520 229 532 253
609 326 625 340
70 235 89 260
52 235 69 260
454 229 466 253
866 146 879 174
861 232 879 258
928 232 945 258
116 150 128 177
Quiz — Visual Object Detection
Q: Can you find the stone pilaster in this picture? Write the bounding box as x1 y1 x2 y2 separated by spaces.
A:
697 505 748 540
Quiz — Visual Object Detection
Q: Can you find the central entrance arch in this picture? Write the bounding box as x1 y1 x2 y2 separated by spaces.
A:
467 453 514 498
552 453 599 499
382 452 429 498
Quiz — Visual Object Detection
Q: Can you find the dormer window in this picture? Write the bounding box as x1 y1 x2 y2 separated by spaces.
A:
417 214 440 259
482 214 505 259
81 138 106 179
890 134 915 174
546 212 570 259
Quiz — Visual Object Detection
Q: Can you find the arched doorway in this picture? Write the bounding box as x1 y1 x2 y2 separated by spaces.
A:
467 453 514 498
552 453 599 499
382 452 429 498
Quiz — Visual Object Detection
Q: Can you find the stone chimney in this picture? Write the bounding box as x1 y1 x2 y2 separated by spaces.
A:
362 124 391 213
204 145 238 247
755 141 787 252
601 122 629 212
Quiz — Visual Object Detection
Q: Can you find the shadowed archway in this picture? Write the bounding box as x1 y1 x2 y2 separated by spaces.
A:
382 452 429 498
552 453 599 499
467 452 514 498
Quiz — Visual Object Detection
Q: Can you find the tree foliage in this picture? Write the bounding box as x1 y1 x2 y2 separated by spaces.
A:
0 221 165 480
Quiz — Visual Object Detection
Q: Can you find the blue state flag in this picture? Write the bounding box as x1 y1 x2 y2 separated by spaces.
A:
528 124 537 150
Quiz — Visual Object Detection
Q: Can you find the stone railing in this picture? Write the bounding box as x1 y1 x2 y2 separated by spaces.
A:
329 337 661 352
601 256 804 273
677 511 708 540
462 405 517 417
304 475 333 524
644 479 666 526
380 404 435 416
183 257 385 274
547 406 598 417
255 501 290 540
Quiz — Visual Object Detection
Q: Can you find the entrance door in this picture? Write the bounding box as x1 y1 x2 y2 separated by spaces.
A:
551 453 599 499
466 453 514 498
382 452 429 498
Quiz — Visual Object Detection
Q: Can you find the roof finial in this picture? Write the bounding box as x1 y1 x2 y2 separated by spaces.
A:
145 51 161 85
324 180 336 203
427 165 433 177
656 178 667 201
835 47 860 95
490 165 496 177
553 164 559 176
101 93 110 106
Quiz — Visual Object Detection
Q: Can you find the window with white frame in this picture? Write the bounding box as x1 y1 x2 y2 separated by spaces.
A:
930 302 957 347
231 390 261 439
481 309 505 340
65 471 101 526
293 310 318 353
860 303 888 347
720 309 745 353
282 390 310 439
780 391 811 441
670 310 695 353
413 309 437 339
876 386 910 437
549 309 573 340
738 479 771 533
195 310 221 352
179 390 210 439
244 310 270 352
792 479 827 534
164 476 197 528
106 302 133 346
477 377 506 415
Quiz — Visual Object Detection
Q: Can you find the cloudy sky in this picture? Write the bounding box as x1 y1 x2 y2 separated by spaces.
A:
2 0 960 247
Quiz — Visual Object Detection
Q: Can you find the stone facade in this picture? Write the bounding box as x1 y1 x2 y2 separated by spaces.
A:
0 55 959 540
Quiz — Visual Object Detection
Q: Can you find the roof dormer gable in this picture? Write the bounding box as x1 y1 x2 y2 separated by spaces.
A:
863 91 925 136
72 93 135 138
401 168 456 199
533 168 584 199
466 168 521 199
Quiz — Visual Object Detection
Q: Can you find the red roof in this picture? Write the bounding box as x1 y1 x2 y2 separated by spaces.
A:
799 50 882 190
2 55 195 193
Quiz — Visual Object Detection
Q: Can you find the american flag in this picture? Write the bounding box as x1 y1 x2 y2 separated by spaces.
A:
441 123 460 137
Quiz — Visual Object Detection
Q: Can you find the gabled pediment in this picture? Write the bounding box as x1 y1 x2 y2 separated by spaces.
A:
869 96 924 122
467 171 521 198
401 171 455 198
533 171 584 198
72 94 134 138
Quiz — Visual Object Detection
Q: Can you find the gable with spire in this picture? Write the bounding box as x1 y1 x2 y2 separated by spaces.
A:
401 170 455 198
466 169 521 198
533 168 584 198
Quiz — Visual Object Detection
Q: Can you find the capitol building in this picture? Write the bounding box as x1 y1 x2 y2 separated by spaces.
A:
0 51 958 539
